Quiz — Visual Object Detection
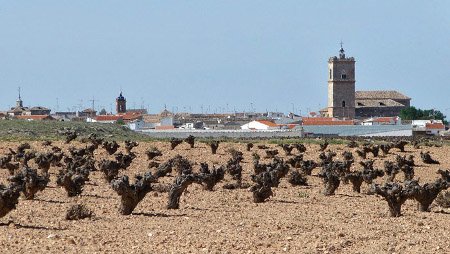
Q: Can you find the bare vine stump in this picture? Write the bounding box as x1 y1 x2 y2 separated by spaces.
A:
8 167 49 200
347 140 358 148
280 144 294 156
124 140 139 154
264 149 279 159
420 151 439 164
401 165 415 181
0 154 19 175
435 191 450 208
146 147 162 160
287 171 308 186
98 160 121 183
299 160 317 175
393 140 408 152
111 173 157 215
167 174 196 209
223 156 243 189
56 170 86 197
34 153 53 174
355 149 367 159
407 180 448 212
154 160 173 178
209 141 220 154
59 129 77 144
66 204 94 220
380 144 392 155
437 169 450 183
0 183 22 218
196 163 225 191
319 140 329 151
249 158 290 202
170 138 183 150
384 161 400 182
345 172 363 193
257 144 269 150
102 141 120 155
250 185 273 203
287 155 304 168
371 182 414 217
86 133 103 149
293 144 306 153
320 171 340 196
184 135 195 148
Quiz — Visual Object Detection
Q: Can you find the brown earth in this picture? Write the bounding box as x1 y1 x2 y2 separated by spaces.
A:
0 141 449 254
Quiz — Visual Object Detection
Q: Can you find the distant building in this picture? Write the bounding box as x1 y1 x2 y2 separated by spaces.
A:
78 108 97 118
121 111 143 122
355 91 410 118
241 120 280 130
326 45 356 119
361 117 402 126
87 115 123 124
412 119 445 136
7 90 51 116
127 119 146 131
324 45 410 119
116 92 126 114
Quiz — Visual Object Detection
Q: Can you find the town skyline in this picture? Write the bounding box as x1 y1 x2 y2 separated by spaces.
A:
0 1 449 115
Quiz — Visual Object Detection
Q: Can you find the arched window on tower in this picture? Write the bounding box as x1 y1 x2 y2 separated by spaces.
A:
342 101 346 107
341 70 347 79
329 69 332 79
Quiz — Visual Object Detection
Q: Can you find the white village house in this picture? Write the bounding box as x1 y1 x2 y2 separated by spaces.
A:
241 120 280 130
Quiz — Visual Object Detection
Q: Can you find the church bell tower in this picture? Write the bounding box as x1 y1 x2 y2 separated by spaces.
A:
116 92 127 114
327 43 355 119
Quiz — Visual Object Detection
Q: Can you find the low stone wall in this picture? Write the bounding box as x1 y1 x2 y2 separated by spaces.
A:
139 125 413 139
302 125 412 136
140 129 304 139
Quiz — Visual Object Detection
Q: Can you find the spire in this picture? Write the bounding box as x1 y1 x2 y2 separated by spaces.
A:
339 41 345 59
117 91 125 101
16 86 23 108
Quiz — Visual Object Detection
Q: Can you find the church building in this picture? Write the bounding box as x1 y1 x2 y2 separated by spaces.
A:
322 45 410 119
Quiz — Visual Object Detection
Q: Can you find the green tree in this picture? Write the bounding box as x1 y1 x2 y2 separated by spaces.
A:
400 106 447 124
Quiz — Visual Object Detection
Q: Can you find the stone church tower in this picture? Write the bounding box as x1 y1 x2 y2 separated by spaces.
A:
327 45 355 119
116 92 127 114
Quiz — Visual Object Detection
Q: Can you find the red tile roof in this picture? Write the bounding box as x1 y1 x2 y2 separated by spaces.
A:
373 117 395 123
426 123 445 130
256 120 278 127
155 125 175 130
286 124 300 129
120 112 143 121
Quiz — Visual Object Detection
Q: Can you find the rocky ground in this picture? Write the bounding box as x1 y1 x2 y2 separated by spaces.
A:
0 140 448 254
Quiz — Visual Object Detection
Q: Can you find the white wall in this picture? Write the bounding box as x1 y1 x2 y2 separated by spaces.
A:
241 121 274 130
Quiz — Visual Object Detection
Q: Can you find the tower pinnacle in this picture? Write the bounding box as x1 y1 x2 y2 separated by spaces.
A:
339 41 345 59
16 86 23 108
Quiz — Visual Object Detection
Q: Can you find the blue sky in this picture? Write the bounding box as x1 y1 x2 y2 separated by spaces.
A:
0 1 449 115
